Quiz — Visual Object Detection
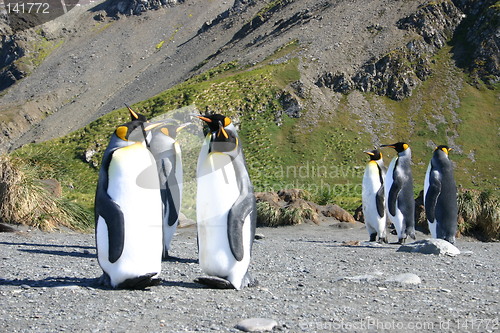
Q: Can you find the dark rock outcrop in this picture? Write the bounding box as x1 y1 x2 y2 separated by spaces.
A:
317 0 465 100
102 0 184 17
452 0 499 85
0 27 26 91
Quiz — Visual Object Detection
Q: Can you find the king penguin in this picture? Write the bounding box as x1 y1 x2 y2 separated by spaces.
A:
195 114 257 290
148 122 189 259
95 108 163 289
362 149 387 243
380 142 416 244
424 145 458 244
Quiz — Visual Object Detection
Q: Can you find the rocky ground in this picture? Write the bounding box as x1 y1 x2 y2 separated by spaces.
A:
0 221 498 332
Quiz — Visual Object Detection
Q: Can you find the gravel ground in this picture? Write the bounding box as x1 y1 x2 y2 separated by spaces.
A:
0 221 499 332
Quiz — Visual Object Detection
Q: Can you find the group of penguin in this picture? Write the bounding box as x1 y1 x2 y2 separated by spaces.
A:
95 107 256 290
95 105 458 289
362 142 458 245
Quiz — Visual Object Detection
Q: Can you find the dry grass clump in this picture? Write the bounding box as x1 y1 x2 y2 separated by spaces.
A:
256 201 314 227
0 155 91 231
458 189 499 241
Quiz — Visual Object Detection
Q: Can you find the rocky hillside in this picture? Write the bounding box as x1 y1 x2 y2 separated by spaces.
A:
0 0 498 215
0 0 497 151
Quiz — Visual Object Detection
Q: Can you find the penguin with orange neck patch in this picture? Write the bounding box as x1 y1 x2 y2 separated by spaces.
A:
362 149 387 243
195 114 257 290
424 145 458 244
95 107 162 289
381 142 416 244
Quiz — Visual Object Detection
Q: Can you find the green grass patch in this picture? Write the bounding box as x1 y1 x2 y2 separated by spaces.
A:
6 39 499 230
14 35 63 73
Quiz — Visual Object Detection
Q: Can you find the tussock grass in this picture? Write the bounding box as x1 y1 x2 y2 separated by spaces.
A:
256 201 313 227
0 155 92 231
458 189 499 241
256 201 281 227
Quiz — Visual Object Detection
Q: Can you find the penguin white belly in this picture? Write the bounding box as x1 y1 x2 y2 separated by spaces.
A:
424 163 438 239
197 153 245 281
362 162 385 236
97 143 162 287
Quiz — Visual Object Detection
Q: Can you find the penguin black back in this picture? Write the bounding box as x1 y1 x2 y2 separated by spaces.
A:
424 145 458 243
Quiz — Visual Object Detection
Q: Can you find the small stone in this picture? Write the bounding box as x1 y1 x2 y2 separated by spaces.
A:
385 273 421 285
254 233 265 240
236 318 278 332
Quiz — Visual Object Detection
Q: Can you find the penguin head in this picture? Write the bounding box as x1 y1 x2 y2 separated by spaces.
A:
435 145 452 155
364 149 382 161
155 124 179 140
197 114 237 152
381 142 409 153
115 120 147 143
113 105 151 144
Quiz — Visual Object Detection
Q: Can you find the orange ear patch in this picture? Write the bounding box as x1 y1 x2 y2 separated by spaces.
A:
115 126 128 141
161 127 170 137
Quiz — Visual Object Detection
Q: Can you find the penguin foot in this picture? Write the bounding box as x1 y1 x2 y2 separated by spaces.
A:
369 233 377 242
242 271 258 288
117 273 162 290
162 250 170 261
194 277 235 289
98 272 112 288
397 237 407 244
444 236 456 245
378 237 388 244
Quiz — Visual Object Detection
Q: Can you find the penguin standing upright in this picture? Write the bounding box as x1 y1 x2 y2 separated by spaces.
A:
148 122 188 259
95 108 163 289
362 149 387 243
424 145 458 244
195 114 257 290
381 142 416 244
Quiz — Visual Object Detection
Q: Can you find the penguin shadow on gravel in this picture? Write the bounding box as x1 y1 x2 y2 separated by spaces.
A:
0 276 101 289
162 255 197 264
0 241 95 258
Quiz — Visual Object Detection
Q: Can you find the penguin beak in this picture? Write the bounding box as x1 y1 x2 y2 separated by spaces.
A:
196 115 212 123
143 123 163 131
364 151 375 156
217 121 229 140
126 104 139 120
380 144 395 148
176 122 192 133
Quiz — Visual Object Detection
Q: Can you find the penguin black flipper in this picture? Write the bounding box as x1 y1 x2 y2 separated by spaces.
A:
227 193 255 261
425 167 441 224
95 150 125 264
95 191 125 263
160 158 180 227
376 185 385 218
375 163 385 218
227 150 256 262
388 160 403 216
